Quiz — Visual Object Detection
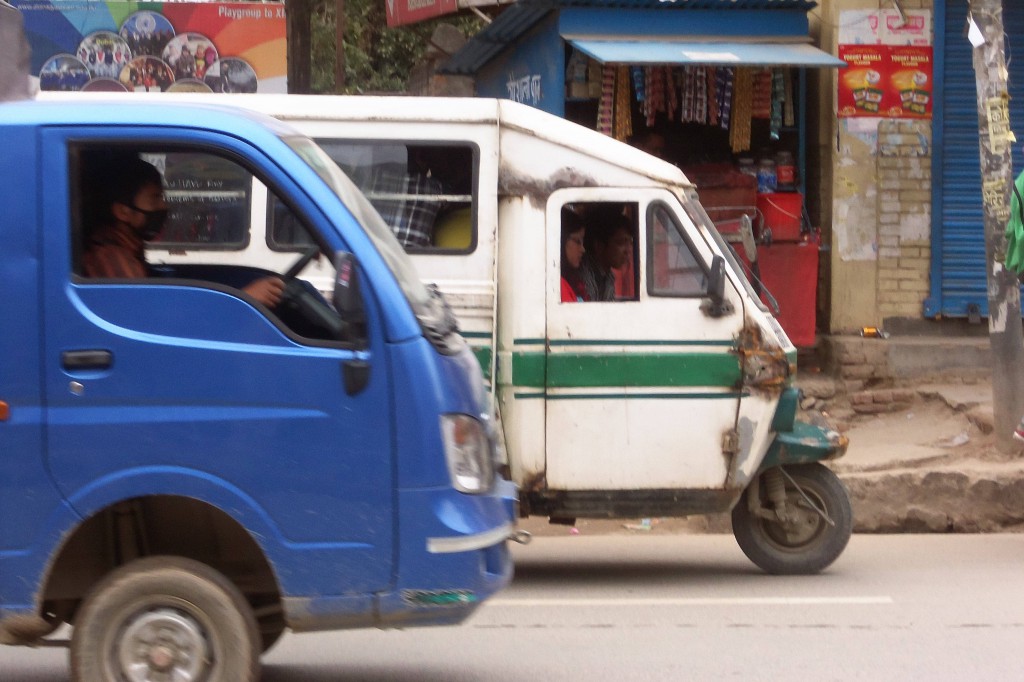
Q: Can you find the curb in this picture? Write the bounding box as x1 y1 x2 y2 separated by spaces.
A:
842 467 1024 532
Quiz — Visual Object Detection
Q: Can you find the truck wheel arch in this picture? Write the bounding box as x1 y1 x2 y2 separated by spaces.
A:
41 494 283 642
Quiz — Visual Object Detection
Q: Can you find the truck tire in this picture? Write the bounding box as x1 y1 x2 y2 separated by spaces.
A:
731 463 852 575
70 556 260 682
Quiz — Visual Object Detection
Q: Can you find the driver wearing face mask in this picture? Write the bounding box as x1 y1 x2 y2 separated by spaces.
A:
83 156 284 308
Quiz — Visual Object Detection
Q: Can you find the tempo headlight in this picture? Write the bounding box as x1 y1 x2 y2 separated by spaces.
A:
440 414 495 494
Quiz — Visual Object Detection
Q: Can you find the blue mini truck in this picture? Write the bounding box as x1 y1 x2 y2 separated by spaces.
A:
0 98 516 680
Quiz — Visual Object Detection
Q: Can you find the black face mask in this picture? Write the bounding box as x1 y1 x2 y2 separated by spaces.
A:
128 205 168 241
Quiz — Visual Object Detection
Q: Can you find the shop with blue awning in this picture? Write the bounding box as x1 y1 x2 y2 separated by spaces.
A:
442 0 843 347
443 0 840 186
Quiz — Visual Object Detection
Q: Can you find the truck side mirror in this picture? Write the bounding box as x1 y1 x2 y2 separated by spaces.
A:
333 251 367 339
701 255 734 318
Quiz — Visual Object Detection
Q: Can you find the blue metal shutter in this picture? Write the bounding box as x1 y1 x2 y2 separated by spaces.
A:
927 1 1024 317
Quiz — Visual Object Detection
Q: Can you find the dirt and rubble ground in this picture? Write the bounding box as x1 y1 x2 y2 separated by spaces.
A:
519 373 1024 538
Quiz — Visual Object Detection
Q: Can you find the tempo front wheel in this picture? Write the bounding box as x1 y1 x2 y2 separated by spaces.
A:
732 463 852 575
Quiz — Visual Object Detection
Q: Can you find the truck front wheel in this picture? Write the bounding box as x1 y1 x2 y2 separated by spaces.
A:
731 463 852 575
70 556 259 682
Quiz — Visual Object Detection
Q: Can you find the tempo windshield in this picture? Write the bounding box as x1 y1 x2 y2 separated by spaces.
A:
683 198 769 313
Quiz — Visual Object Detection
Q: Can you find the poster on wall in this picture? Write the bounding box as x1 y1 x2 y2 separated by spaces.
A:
887 46 932 118
837 9 932 119
837 45 886 116
13 1 286 93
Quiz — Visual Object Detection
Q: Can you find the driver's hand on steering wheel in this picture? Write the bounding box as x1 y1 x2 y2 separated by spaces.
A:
244 276 285 308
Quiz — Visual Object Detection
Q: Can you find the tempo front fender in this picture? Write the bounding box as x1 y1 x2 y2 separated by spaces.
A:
757 420 848 474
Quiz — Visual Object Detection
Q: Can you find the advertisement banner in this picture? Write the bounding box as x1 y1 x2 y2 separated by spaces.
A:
385 0 457 28
13 1 286 93
879 9 931 47
837 9 931 46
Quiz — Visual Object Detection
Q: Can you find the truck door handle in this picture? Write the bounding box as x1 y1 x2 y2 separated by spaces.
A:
62 349 113 371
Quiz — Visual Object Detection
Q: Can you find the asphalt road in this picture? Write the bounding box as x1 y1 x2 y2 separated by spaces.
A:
2 534 1022 681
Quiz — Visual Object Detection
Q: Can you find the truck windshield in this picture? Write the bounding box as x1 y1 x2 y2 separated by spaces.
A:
283 135 454 335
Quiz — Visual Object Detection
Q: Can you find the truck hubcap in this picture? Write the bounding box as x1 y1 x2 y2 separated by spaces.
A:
117 607 209 681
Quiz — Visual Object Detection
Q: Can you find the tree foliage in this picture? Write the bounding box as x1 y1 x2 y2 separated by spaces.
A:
310 0 482 94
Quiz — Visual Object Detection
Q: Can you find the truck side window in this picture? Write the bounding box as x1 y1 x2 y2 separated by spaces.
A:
268 195 315 249
303 140 476 253
76 149 252 259
74 146 346 344
647 204 707 298
159 153 251 249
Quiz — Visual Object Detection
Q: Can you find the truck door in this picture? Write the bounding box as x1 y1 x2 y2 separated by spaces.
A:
545 188 745 491
0 129 66 573
38 130 394 593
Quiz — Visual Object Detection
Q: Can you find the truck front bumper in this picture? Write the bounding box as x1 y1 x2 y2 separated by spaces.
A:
284 478 517 633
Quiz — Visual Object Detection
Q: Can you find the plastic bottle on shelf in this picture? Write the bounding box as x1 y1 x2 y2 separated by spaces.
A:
775 150 796 192
757 157 777 194
738 157 757 179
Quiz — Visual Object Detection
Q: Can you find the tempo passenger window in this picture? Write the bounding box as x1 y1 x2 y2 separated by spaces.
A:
299 140 477 254
559 202 638 302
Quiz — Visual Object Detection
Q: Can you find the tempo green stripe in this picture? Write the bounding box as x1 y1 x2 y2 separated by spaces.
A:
513 338 546 346
547 391 744 400
461 331 492 339
509 351 741 389
548 339 735 348
547 353 740 388
471 347 493 381
511 337 736 348
509 391 745 401
513 392 546 399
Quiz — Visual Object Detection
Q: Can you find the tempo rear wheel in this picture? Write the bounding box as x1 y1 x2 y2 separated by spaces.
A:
732 463 852 575
70 556 259 682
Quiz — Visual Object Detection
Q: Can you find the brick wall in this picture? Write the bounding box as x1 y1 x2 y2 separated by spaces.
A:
876 120 932 319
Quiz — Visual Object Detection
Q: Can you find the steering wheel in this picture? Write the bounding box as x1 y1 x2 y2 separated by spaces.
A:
282 245 320 282
274 246 349 342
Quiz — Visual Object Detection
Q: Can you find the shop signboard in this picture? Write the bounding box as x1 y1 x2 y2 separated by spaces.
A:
385 0 457 27
13 1 286 93
837 9 932 119
475 18 563 116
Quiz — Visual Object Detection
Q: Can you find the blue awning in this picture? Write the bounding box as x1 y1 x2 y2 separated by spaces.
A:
567 38 845 67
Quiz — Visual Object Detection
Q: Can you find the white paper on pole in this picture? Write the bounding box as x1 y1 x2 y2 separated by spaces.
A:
968 15 985 48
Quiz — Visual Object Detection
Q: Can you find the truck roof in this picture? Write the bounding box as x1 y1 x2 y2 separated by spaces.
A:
36 92 694 191
2 97 299 142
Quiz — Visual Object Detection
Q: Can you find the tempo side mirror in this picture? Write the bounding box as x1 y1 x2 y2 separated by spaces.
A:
701 255 734 318
739 213 758 263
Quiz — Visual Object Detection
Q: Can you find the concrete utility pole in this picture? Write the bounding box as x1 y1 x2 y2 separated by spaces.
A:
968 0 1024 451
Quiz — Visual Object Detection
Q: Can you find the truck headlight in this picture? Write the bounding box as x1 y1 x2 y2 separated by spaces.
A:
440 414 495 494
